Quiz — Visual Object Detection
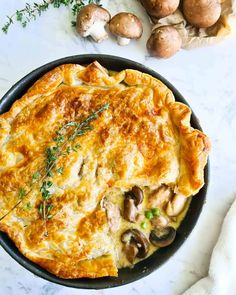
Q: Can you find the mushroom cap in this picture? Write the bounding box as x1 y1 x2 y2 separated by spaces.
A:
76 4 111 36
123 198 137 222
121 229 149 258
183 0 221 28
109 13 143 39
140 0 180 19
147 25 182 58
125 186 144 206
149 227 176 247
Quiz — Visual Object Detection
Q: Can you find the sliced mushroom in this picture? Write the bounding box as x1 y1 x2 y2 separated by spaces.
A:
131 186 144 205
124 198 138 223
150 227 176 247
123 186 144 222
123 243 139 264
109 13 143 46
166 194 187 217
76 4 111 43
121 229 149 261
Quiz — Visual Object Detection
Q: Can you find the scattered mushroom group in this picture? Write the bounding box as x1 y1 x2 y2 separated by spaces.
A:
76 4 143 46
75 1 222 59
120 185 179 264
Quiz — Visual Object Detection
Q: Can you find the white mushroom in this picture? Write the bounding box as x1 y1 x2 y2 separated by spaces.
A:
109 13 143 46
76 4 111 43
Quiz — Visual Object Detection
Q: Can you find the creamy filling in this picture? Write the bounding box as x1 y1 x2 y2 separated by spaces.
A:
103 185 190 269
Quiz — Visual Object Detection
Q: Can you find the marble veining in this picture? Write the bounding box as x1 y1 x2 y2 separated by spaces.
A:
0 0 236 294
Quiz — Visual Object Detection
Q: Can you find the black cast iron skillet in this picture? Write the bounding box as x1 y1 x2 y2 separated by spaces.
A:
0 55 209 289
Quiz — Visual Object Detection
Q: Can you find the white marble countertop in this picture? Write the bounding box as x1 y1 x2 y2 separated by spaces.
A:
0 1 236 294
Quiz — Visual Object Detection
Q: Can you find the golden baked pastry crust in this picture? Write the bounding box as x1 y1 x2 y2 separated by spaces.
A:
0 61 210 278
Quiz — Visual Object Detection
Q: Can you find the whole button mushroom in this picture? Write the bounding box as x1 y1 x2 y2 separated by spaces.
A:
109 13 143 46
76 4 111 43
149 226 176 247
147 26 182 58
121 229 150 263
140 0 180 19
183 0 221 28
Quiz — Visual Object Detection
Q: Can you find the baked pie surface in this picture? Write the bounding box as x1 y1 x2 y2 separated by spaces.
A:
0 61 210 278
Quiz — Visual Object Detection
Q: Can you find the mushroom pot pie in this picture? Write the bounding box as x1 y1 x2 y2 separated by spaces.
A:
0 61 210 279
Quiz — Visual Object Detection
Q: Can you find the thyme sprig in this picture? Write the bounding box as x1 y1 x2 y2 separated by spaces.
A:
39 102 109 235
0 103 109 237
2 0 101 34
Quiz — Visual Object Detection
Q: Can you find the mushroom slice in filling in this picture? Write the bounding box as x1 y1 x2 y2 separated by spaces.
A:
123 186 144 222
121 229 150 263
149 227 176 247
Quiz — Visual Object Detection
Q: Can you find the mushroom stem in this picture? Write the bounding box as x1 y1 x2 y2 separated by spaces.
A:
87 21 108 43
117 36 131 46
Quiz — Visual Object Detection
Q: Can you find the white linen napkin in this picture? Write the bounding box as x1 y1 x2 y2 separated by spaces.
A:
183 199 236 295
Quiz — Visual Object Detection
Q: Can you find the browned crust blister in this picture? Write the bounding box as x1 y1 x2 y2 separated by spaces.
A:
0 61 210 278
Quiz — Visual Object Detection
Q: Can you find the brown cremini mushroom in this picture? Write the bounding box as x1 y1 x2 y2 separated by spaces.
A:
140 0 180 19
121 229 150 263
123 186 144 222
123 243 139 264
183 0 221 28
124 198 138 223
76 4 111 43
147 26 182 58
149 226 176 247
109 13 143 46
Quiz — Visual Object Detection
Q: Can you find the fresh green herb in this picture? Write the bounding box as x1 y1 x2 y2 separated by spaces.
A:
19 188 26 199
40 181 53 200
145 210 154 220
71 20 76 27
66 146 72 154
38 203 53 219
57 167 64 174
71 146 77 152
140 221 147 229
32 171 40 181
152 208 160 217
38 202 54 236
53 133 65 144
26 202 32 209
2 0 101 34
45 147 58 175
0 104 109 236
